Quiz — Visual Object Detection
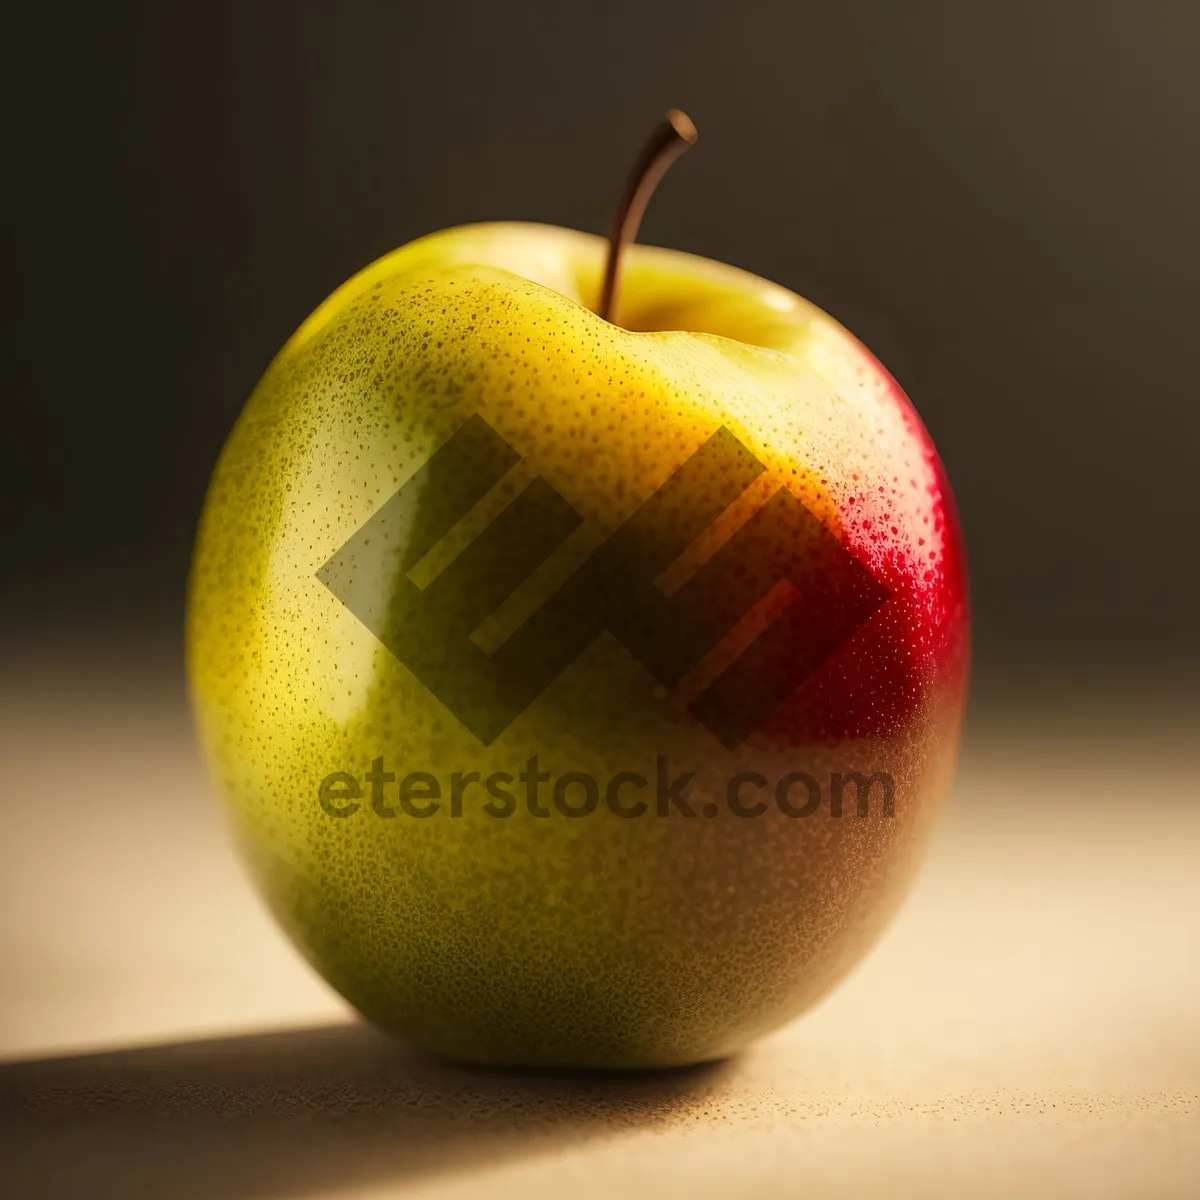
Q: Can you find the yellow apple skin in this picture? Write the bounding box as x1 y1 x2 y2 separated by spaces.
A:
187 223 968 1068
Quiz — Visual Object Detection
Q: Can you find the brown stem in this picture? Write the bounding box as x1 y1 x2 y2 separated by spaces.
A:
597 109 698 325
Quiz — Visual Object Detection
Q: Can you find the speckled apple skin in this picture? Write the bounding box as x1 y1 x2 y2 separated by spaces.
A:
187 224 968 1069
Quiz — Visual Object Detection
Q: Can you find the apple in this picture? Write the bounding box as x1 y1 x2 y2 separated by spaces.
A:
187 113 967 1068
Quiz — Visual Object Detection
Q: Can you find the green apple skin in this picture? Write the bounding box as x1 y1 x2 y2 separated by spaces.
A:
187 222 968 1069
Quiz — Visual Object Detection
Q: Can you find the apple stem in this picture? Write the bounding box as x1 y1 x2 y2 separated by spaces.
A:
597 109 698 325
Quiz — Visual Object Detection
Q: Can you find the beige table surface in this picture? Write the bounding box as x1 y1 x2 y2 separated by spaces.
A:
1 650 1197 1198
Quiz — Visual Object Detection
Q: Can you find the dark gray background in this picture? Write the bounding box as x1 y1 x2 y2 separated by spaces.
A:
6 0 1198 676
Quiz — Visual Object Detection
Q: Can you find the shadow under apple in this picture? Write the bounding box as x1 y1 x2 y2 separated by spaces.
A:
0 1022 735 1199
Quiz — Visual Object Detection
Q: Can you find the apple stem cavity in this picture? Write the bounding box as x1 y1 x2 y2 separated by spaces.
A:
597 108 698 326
